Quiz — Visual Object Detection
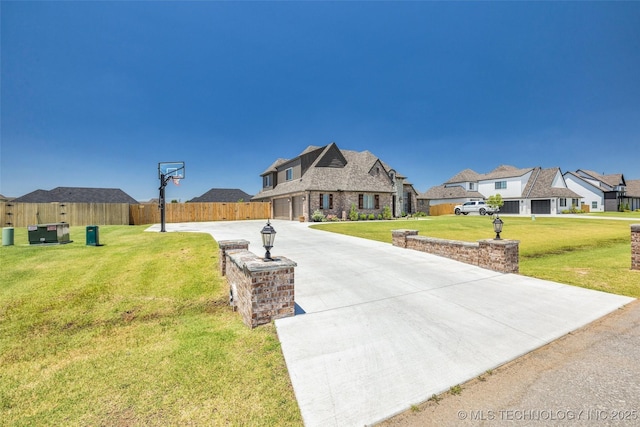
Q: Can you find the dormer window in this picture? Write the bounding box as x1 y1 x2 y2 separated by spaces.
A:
469 183 475 191
285 168 293 181
263 175 272 188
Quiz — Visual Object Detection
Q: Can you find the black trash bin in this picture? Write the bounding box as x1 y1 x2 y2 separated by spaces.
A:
86 225 101 246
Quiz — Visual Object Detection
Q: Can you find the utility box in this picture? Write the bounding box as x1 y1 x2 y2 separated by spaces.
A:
28 223 71 245
86 225 101 246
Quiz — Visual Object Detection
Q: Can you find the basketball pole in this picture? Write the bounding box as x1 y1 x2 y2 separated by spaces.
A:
159 173 170 233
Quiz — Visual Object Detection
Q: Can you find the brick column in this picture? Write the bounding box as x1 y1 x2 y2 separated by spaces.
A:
392 229 418 248
218 239 249 276
226 250 297 328
632 225 640 271
478 239 520 274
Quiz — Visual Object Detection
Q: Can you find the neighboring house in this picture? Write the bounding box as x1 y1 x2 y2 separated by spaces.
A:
564 170 632 212
189 188 253 203
12 187 139 204
419 165 581 215
623 180 640 211
0 194 12 202
252 142 417 220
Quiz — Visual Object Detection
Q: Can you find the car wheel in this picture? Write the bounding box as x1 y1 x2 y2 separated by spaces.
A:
479 208 486 215
455 208 461 215
463 212 469 215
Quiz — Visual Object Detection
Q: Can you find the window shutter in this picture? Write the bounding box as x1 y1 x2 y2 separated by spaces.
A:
329 194 333 209
375 195 380 209
358 194 363 210
319 194 324 209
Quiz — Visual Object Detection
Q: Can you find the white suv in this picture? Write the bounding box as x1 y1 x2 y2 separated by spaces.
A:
454 201 497 216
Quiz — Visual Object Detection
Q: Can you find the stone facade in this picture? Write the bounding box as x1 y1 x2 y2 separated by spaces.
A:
392 229 519 274
632 224 640 271
224 249 296 328
218 239 249 276
308 191 394 221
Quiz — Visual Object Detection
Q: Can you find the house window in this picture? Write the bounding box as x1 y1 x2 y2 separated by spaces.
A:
495 181 507 190
592 201 598 209
560 198 567 207
573 199 580 208
359 194 379 209
263 175 272 188
469 183 475 191
320 193 333 209
285 168 293 181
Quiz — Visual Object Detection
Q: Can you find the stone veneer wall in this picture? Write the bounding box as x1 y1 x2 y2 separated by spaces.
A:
218 240 250 276
392 229 519 274
224 249 296 328
632 224 640 271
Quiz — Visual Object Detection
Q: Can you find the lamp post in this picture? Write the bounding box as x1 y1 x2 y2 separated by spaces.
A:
493 215 503 240
261 220 276 261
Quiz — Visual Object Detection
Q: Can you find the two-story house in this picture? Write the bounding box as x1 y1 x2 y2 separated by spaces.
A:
563 170 632 212
419 165 581 215
252 143 417 221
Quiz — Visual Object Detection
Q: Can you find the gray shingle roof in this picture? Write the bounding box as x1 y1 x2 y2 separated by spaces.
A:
625 179 640 198
189 188 253 203
578 170 626 189
525 168 581 198
13 187 139 204
253 143 398 200
445 169 481 184
419 185 484 200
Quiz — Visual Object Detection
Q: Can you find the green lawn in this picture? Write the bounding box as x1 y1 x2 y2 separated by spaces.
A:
2 216 639 425
0 226 302 426
311 215 640 298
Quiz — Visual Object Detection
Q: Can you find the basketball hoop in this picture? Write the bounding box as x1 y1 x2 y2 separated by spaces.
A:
172 177 181 186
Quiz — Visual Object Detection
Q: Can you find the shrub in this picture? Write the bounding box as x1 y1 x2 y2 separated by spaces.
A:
377 214 383 220
413 211 427 217
382 205 393 220
326 214 339 221
359 213 367 221
349 203 359 221
368 214 375 220
311 210 326 222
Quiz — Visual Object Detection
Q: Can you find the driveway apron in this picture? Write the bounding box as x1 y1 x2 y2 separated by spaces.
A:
149 220 634 426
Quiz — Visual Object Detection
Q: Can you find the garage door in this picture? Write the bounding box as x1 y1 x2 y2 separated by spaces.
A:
531 200 551 214
501 201 519 214
273 198 289 220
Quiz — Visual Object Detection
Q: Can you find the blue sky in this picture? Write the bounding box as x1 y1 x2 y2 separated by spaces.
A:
2 1 639 202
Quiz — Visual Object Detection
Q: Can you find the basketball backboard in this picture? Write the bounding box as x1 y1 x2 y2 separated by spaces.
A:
158 161 185 179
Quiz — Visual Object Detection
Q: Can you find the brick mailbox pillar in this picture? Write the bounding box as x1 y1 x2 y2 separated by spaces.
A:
632 224 640 271
218 240 249 276
225 250 297 328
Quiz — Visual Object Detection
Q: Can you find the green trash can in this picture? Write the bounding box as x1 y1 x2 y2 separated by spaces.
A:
86 225 100 246
2 227 14 246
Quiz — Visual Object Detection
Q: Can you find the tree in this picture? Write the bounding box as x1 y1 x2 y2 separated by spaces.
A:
486 194 504 211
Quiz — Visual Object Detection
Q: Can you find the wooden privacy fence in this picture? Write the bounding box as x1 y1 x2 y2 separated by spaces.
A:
429 203 457 216
129 202 272 225
1 202 130 227
1 202 271 227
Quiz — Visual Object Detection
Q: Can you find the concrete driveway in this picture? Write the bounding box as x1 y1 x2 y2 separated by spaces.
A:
148 220 634 426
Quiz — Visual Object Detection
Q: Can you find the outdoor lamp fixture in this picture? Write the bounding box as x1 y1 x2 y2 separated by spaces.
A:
493 215 504 240
261 220 277 261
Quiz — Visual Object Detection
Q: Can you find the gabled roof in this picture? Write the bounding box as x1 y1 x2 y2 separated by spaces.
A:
577 170 626 189
625 179 640 198
13 187 139 204
189 188 253 203
525 168 581 199
445 169 481 184
253 143 398 199
419 185 484 200
482 165 535 180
